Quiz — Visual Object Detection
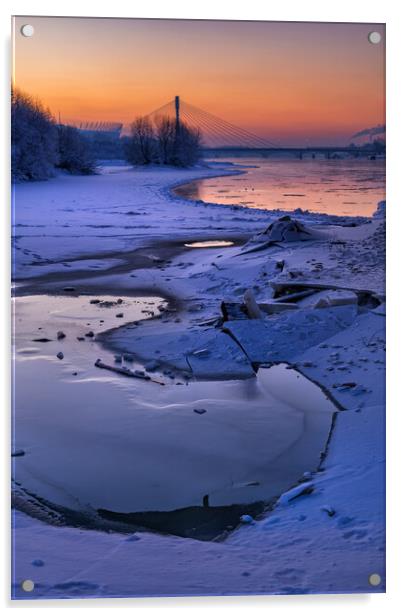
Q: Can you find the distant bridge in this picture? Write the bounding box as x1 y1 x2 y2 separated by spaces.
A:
202 146 384 159
69 97 385 158
69 121 123 138
146 96 280 149
144 97 384 158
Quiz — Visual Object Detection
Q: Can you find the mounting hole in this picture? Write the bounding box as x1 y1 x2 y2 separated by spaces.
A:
368 573 382 587
21 24 34 37
368 31 381 44
21 579 35 592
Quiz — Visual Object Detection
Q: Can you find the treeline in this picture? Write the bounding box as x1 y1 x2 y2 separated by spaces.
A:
11 89 202 180
11 89 96 181
124 116 201 167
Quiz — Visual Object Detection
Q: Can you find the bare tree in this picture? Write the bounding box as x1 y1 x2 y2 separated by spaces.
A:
124 114 202 167
154 115 176 165
154 115 201 167
174 124 201 167
125 116 156 165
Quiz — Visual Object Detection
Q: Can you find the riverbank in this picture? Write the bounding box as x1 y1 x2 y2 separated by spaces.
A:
12 162 385 598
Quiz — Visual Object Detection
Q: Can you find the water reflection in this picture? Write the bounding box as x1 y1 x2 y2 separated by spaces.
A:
184 240 234 248
174 158 385 217
12 295 337 539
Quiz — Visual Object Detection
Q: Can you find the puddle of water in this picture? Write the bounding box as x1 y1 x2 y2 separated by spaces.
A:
13 293 167 344
12 293 169 390
184 240 234 248
12 292 337 539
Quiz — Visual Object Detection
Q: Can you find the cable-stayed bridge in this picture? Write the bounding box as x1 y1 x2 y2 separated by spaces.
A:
144 97 383 157
69 121 123 138
146 96 280 149
70 97 384 158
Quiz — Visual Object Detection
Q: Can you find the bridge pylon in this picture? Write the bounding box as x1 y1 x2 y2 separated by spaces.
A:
175 96 180 134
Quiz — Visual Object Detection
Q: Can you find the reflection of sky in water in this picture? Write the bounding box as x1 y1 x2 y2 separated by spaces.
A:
175 158 385 217
184 240 234 248
13 295 336 521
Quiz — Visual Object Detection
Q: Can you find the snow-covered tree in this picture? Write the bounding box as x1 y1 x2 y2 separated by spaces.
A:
57 125 97 174
11 88 58 181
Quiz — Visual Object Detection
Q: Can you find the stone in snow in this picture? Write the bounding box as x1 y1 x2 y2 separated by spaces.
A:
321 505 336 517
126 534 140 542
144 360 159 372
134 370 146 377
57 331 66 340
11 449 25 457
333 382 357 391
193 408 207 415
56 352 64 360
251 216 323 244
351 385 368 396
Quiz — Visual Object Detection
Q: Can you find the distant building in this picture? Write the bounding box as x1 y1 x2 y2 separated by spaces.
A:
66 122 124 159
74 122 123 140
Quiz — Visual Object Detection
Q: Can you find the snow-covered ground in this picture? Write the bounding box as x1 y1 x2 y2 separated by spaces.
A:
11 162 385 599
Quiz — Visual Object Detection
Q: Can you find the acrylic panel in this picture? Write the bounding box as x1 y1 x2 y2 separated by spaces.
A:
11 16 386 599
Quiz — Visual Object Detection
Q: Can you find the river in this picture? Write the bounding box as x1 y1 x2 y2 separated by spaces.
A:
174 157 385 217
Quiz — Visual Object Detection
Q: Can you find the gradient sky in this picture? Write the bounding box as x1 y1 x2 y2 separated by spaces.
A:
13 17 385 146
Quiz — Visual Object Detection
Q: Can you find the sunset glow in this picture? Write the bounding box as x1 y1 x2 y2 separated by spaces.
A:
11 16 387 598
13 17 385 146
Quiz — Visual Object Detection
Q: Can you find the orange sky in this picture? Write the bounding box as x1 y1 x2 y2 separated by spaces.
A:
13 17 385 146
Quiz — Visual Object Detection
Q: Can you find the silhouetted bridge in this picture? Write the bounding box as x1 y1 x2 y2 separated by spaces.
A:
71 96 384 158
201 146 384 159
144 97 384 158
